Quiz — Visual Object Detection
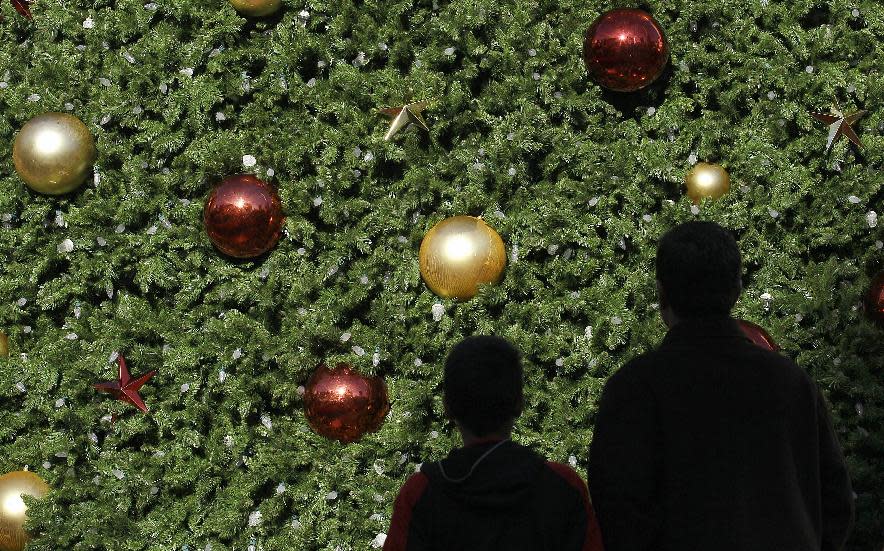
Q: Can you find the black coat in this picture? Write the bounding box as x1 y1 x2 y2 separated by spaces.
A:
587 317 854 551
384 440 603 551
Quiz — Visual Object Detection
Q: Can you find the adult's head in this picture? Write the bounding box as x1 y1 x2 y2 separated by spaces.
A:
656 221 742 326
443 335 524 439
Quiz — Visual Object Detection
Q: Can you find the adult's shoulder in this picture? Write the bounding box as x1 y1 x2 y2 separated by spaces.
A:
754 346 821 391
608 350 663 384
598 351 662 403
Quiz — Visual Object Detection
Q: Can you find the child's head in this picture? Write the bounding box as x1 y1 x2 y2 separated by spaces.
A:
443 335 524 438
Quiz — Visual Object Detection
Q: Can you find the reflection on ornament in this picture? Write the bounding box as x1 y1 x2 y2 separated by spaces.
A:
0 471 49 551
737 319 779 351
864 270 884 326
583 8 670 92
203 175 285 259
12 113 97 195
685 162 730 204
304 364 390 443
3 494 25 517
34 131 62 155
443 234 475 262
419 216 507 300
228 0 281 17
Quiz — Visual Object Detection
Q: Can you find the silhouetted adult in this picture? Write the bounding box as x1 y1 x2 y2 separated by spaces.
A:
587 221 854 551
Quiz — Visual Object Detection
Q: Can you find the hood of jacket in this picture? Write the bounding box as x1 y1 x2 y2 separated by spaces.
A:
420 440 547 509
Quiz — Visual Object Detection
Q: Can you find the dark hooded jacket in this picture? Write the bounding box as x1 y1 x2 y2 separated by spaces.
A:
384 439 603 551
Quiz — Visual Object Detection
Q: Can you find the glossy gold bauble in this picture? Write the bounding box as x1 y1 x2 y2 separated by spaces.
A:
419 216 507 300
12 113 97 195
685 162 730 204
228 0 281 17
0 332 7 357
0 471 49 551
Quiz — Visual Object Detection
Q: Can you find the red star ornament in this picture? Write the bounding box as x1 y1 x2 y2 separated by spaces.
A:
94 355 156 413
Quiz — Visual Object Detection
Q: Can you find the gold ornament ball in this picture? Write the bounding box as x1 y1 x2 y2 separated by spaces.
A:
12 113 97 195
685 162 730 204
0 332 7 357
228 0 281 17
419 216 507 300
0 471 49 551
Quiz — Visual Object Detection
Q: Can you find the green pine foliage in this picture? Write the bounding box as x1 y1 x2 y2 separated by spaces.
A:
1 0 882 548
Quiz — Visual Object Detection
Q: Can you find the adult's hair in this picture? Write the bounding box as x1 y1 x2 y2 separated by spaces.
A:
656 221 742 317
443 335 524 437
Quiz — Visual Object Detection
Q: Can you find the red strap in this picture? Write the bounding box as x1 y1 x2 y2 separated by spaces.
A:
384 472 430 551
547 462 605 551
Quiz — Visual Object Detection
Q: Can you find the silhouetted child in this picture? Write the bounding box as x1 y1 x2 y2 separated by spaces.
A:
384 336 604 551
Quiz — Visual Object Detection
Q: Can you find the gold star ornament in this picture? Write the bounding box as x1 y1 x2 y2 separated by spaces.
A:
378 100 430 141
810 106 866 153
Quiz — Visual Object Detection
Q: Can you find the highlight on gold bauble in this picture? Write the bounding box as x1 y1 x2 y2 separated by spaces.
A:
685 162 730 204
419 216 507 301
12 112 97 195
304 364 390 443
228 0 281 17
0 471 50 551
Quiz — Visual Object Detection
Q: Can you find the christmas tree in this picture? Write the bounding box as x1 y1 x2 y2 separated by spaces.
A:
1 0 882 549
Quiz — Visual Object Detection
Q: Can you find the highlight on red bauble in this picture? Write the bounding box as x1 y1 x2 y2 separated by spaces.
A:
304 364 390 443
203 174 285 259
583 8 670 92
864 270 884 325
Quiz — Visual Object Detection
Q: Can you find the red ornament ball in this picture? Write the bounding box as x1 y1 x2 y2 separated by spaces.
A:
864 271 884 325
583 8 670 92
203 175 284 258
304 364 390 443
737 319 779 351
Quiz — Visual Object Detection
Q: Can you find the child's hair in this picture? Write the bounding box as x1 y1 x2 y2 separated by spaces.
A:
443 335 524 437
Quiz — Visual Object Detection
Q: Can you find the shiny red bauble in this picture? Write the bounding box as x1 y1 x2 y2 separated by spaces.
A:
737 319 779 351
583 8 670 92
864 271 884 325
304 364 390 443
203 174 285 258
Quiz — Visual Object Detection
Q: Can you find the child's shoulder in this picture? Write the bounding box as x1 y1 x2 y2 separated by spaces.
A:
396 471 430 500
